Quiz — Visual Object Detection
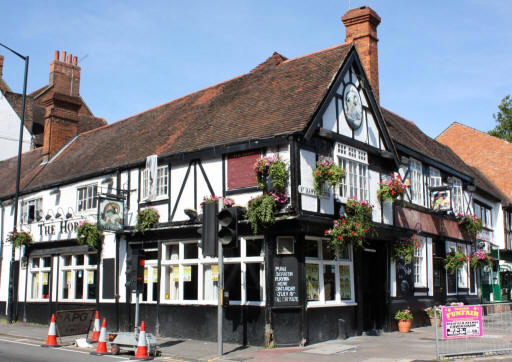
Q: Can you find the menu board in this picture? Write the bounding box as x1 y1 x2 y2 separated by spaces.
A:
273 257 299 306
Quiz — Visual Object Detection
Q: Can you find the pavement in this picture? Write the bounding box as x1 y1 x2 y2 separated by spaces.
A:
0 320 512 361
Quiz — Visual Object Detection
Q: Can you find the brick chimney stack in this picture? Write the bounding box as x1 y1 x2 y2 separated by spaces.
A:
342 6 381 102
0 55 4 80
49 50 81 97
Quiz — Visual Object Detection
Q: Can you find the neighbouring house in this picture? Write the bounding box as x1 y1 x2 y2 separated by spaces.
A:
0 6 508 346
437 123 512 302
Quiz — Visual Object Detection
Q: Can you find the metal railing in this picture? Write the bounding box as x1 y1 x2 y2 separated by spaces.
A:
435 303 512 359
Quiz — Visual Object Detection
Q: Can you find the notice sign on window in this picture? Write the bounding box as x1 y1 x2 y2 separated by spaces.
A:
442 305 484 339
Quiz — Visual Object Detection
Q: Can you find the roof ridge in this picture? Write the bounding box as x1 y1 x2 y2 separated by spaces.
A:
283 42 351 64
444 122 512 146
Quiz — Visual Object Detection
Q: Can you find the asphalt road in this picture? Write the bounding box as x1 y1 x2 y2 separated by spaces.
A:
0 337 131 362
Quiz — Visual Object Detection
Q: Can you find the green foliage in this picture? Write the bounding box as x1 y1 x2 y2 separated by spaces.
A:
488 95 512 142
345 199 373 225
445 251 467 274
394 309 413 320
312 156 345 194
391 236 421 265
76 222 103 249
247 194 276 234
254 156 289 194
136 208 160 233
377 174 408 201
469 250 492 269
457 213 483 237
7 231 32 248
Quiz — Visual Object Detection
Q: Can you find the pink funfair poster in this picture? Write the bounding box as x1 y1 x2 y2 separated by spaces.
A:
442 305 484 339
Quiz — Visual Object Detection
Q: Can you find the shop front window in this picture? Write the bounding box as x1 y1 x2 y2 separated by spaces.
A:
29 256 51 300
305 237 354 306
161 238 264 305
60 254 97 301
445 242 475 295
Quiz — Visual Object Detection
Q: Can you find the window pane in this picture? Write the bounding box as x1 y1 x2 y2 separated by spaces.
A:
88 254 97 265
87 270 96 299
203 265 219 302
143 268 149 301
339 265 351 300
32 258 39 268
305 240 318 258
43 257 51 268
75 269 84 299
224 263 241 301
145 250 158 260
183 265 198 300
323 264 335 301
183 243 198 259
42 272 50 299
63 271 71 299
164 266 179 300
337 245 350 260
76 255 84 265
31 272 39 298
224 245 240 258
322 242 335 260
166 244 179 260
246 263 262 301
63 255 72 266
306 264 319 301
246 239 263 257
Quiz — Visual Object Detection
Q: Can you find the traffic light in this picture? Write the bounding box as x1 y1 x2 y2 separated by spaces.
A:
199 202 218 257
126 248 145 293
218 206 243 248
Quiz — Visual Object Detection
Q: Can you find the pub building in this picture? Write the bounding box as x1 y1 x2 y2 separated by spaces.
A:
0 6 508 346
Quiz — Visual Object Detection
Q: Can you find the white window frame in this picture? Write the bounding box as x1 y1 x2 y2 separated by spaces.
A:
429 167 441 188
76 184 98 213
59 254 98 302
305 237 356 307
28 256 52 301
139 253 158 304
445 241 475 295
160 237 265 306
335 143 369 202
452 178 463 214
22 198 42 224
142 165 168 200
413 236 427 288
474 201 493 229
409 158 423 205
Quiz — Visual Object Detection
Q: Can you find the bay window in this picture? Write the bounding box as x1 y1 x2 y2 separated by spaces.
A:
305 237 354 306
161 237 264 305
60 253 97 301
29 256 51 300
335 143 368 201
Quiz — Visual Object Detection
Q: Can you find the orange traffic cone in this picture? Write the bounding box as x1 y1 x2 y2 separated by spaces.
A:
90 318 109 355
131 321 152 360
42 314 59 347
90 311 100 342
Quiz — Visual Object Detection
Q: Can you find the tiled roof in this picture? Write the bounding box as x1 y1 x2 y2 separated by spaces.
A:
437 122 512 203
0 43 352 199
382 108 508 203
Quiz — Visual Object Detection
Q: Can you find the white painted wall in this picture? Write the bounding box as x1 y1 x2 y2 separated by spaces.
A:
0 92 31 161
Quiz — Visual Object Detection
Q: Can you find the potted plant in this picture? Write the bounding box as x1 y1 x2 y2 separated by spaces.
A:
456 213 483 237
469 249 492 270
391 236 421 265
312 156 345 195
394 309 413 333
254 155 288 194
377 173 408 201
76 222 103 249
135 207 160 233
445 250 467 274
222 197 235 207
7 231 32 248
424 306 442 327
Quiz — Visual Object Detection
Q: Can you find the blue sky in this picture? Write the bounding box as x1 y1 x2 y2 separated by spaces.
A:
2 0 511 138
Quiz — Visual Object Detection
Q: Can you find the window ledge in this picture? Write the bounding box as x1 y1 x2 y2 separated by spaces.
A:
307 301 357 308
139 198 169 207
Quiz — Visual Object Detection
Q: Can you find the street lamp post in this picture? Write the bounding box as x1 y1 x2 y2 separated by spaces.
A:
0 42 29 324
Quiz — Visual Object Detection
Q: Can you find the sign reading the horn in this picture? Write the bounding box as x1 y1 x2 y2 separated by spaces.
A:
97 197 124 232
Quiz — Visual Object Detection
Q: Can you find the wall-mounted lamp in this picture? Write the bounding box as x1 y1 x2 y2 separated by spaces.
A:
36 211 43 222
45 209 54 220
55 207 65 218
66 207 74 219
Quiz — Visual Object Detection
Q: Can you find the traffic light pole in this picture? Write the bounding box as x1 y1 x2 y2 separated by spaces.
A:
217 240 223 356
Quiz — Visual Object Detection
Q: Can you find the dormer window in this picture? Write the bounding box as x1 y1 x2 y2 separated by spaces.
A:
142 165 168 200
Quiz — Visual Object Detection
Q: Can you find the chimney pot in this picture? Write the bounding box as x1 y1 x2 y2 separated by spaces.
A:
62 51 67 62
54 50 59 61
67 53 72 63
342 6 381 102
49 50 81 96
72 56 77 65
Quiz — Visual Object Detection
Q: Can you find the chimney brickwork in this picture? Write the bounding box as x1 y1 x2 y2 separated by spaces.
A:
342 6 381 102
0 55 4 79
49 50 81 97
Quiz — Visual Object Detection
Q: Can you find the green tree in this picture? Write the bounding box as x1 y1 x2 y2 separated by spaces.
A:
488 95 512 142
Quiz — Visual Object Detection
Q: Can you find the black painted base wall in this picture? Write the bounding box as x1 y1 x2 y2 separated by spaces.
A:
9 302 265 345
306 306 357 344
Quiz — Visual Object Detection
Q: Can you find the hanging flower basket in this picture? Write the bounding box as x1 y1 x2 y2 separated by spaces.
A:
391 236 422 265
312 156 345 195
445 251 467 274
253 155 288 194
136 207 160 233
377 173 408 201
324 217 370 252
345 198 373 223
470 249 492 269
76 222 103 249
456 213 483 237
7 231 32 248
247 194 277 234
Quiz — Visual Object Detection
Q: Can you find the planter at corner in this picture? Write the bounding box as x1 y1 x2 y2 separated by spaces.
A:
429 315 441 328
397 319 412 333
